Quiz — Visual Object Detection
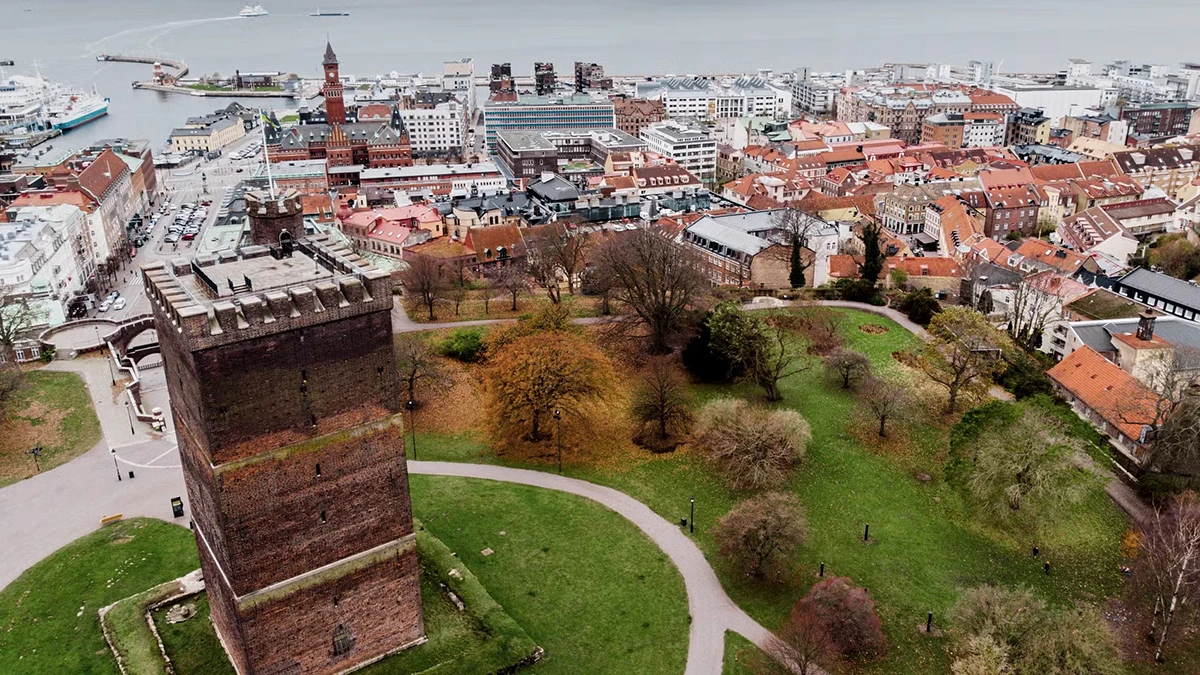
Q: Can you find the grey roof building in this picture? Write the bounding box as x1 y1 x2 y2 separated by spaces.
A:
1116 267 1200 322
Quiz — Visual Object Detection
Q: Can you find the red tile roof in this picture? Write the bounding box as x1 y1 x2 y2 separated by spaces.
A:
76 148 128 204
1013 239 1087 273
1047 345 1158 442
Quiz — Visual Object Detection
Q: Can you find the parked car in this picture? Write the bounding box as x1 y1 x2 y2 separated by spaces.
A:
98 300 111 312
107 291 120 301
164 233 180 243
113 298 127 311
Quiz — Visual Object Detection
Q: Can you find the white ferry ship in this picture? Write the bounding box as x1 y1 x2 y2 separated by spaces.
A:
239 5 269 17
43 92 110 131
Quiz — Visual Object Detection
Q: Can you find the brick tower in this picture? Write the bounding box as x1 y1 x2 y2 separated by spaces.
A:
245 189 305 247
143 235 424 674
322 41 345 125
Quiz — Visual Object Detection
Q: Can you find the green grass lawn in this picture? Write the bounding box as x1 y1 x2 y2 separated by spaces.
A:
411 475 690 674
152 595 234 675
152 525 537 675
0 519 198 674
410 309 1130 674
723 631 762 674
1 370 102 486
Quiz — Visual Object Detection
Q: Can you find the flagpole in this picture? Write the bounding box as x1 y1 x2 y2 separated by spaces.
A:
260 108 276 199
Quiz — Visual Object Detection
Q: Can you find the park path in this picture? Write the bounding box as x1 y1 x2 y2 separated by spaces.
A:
408 461 777 675
0 358 187 592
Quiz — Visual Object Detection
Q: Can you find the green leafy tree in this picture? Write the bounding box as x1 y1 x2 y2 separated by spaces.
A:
918 306 1010 413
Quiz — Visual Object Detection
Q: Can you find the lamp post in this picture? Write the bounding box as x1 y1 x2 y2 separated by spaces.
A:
406 400 417 461
28 445 42 473
689 495 695 534
125 399 135 435
553 409 562 473
111 448 122 481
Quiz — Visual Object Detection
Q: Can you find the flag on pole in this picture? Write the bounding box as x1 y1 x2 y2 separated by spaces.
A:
260 109 279 129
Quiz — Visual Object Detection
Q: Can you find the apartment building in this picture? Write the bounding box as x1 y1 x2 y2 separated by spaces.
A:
640 120 717 184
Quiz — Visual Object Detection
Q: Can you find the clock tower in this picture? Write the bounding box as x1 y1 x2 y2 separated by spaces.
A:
322 41 346 125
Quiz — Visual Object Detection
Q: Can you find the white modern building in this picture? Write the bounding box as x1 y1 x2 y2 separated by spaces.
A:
990 81 1106 126
442 58 476 113
637 76 790 120
640 120 717 184
0 204 90 299
397 99 468 155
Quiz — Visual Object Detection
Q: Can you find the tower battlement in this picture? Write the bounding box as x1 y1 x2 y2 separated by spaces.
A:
245 188 305 247
142 234 393 351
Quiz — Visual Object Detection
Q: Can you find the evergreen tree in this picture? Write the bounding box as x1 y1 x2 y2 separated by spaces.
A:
860 221 884 283
789 236 805 288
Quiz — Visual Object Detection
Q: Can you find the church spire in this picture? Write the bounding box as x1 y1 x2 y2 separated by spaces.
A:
323 40 338 66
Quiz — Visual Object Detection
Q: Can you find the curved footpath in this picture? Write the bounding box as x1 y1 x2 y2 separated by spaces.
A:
409 461 772 675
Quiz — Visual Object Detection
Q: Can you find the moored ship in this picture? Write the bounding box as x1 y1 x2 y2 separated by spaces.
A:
43 92 109 131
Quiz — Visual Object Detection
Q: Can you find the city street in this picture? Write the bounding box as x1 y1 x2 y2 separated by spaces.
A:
100 132 267 322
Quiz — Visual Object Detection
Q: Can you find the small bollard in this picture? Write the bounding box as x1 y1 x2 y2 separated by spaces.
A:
864 523 870 542
1044 561 1051 575
1033 546 1039 557
819 562 825 577
128 470 135 480
680 517 688 528
926 612 933 633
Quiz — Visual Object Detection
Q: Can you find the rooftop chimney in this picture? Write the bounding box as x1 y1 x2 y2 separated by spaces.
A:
1136 309 1157 341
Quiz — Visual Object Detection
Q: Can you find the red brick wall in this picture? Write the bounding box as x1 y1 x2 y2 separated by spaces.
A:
215 421 413 593
238 547 423 675
192 310 400 464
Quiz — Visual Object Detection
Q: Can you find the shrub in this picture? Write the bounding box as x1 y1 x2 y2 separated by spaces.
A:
712 492 806 582
948 585 1123 675
833 278 882 304
995 350 1054 399
695 398 811 491
799 577 886 660
897 287 940 326
438 328 485 362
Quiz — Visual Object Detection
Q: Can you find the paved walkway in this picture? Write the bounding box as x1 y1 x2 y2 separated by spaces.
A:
0 358 187 591
409 461 775 675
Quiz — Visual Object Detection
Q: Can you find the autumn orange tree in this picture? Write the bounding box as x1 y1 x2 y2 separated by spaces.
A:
483 330 615 452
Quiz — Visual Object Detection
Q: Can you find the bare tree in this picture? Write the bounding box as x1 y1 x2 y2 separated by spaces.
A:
1139 491 1200 663
772 207 821 288
823 348 872 389
448 282 468 316
394 334 446 405
401 256 445 321
493 264 529 312
747 321 812 402
0 285 43 367
861 376 911 438
630 357 694 450
758 607 838 675
525 224 592 303
713 492 807 582
594 228 708 354
1005 272 1065 351
525 227 563 304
